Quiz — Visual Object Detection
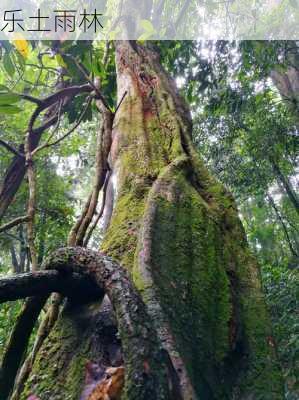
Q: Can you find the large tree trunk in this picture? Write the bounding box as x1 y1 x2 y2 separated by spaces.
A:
18 41 284 400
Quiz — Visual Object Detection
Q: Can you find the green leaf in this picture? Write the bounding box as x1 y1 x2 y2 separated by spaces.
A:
138 32 155 40
3 53 15 77
140 19 155 33
15 50 26 72
0 85 11 92
0 105 22 114
0 93 21 105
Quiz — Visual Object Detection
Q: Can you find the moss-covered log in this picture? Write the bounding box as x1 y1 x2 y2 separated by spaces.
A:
19 40 284 400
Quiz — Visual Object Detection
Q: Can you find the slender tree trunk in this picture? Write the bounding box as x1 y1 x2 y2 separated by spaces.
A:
269 156 299 215
267 193 298 257
18 41 284 400
10 244 20 274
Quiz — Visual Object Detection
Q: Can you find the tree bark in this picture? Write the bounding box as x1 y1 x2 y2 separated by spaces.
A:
9 247 172 400
270 42 299 119
269 156 299 215
271 67 299 112
17 41 284 400
0 296 48 400
0 270 101 303
267 193 298 257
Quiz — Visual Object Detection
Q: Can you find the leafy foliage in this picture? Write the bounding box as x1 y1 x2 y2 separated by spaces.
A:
262 265 299 399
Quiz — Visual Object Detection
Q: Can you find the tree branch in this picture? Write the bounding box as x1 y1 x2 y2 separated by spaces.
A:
115 90 128 114
267 193 298 257
0 216 29 234
0 60 72 224
31 114 59 136
34 99 63 149
42 247 172 400
0 139 24 157
0 247 173 399
10 305 51 400
28 84 93 133
61 53 111 111
83 169 112 247
18 93 43 106
175 0 192 29
24 130 38 271
32 96 92 156
0 270 102 303
0 296 48 400
68 96 114 246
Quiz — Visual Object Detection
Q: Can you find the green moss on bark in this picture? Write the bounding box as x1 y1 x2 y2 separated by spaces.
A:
101 190 148 270
133 166 232 399
226 240 283 399
102 155 283 399
21 302 103 400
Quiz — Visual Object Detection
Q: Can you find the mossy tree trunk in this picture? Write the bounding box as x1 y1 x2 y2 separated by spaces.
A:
19 41 284 400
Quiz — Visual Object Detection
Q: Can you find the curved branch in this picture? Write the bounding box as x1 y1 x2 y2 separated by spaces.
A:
0 270 102 303
28 84 93 133
0 247 174 399
32 96 93 156
42 247 172 400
